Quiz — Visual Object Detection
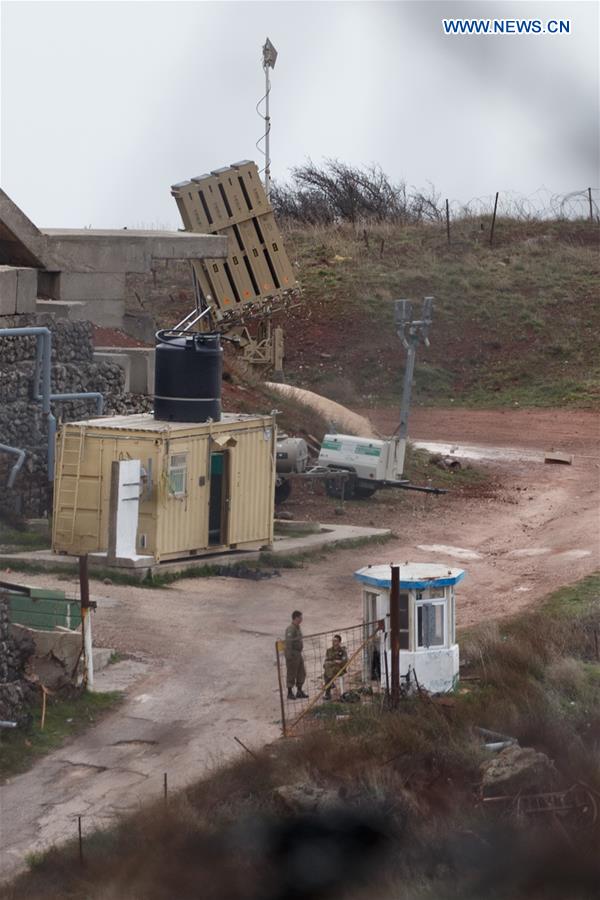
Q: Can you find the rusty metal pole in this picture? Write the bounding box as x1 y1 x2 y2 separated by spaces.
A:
390 565 400 708
275 641 287 736
78 555 93 690
490 192 499 247
445 198 450 245
589 187 594 223
78 816 83 865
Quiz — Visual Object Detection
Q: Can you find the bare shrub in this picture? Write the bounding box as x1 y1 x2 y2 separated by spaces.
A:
271 160 443 225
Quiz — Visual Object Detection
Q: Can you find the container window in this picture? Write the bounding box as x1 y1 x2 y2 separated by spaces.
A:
417 601 445 648
168 452 188 496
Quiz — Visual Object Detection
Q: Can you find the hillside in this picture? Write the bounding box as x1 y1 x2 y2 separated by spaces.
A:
3 576 599 900
125 214 598 410
276 218 599 408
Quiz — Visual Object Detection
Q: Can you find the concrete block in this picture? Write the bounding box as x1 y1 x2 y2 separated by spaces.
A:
0 265 17 315
94 351 132 391
55 272 126 301
41 230 228 273
36 297 125 328
36 298 82 320
544 451 573 465
15 267 37 313
94 347 154 394
92 647 115 671
125 348 154 394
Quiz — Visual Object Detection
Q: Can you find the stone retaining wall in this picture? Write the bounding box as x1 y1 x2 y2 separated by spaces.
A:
0 594 37 727
0 313 151 518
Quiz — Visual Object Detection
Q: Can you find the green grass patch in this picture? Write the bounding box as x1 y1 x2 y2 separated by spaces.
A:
0 526 51 552
541 571 600 616
0 690 121 782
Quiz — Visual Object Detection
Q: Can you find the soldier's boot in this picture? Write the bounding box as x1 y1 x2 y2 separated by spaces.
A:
296 689 308 699
287 688 296 700
324 689 332 700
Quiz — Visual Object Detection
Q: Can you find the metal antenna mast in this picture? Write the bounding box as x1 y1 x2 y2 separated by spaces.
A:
258 37 278 199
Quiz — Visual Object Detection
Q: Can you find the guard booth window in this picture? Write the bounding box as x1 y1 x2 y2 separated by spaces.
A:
399 591 410 650
417 601 445 648
168 453 187 496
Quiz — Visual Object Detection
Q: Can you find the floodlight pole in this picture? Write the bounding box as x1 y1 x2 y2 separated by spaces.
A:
395 297 433 442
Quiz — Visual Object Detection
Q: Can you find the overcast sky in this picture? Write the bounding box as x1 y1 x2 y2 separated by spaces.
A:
1 0 598 229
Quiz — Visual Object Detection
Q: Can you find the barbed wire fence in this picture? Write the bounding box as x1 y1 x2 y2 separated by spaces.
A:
272 162 599 226
445 187 599 222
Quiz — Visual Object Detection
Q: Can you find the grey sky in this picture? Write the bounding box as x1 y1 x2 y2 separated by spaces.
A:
1 0 598 229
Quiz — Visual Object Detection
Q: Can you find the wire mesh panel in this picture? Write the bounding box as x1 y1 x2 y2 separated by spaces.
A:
275 620 386 737
171 161 298 320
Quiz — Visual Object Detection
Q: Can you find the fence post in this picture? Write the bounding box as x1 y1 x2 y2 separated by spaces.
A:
390 565 400 708
445 199 450 245
275 641 287 737
78 555 94 690
490 192 499 247
78 816 83 865
589 187 594 223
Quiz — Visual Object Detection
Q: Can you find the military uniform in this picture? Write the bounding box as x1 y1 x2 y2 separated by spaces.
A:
323 644 348 687
285 622 306 692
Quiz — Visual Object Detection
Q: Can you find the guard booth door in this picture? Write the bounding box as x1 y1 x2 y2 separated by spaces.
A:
208 451 229 546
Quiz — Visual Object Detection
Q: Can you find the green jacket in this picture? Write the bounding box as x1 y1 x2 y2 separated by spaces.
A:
323 645 348 678
285 623 303 657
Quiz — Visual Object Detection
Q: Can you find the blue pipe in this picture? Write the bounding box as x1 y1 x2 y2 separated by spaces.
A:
0 443 26 488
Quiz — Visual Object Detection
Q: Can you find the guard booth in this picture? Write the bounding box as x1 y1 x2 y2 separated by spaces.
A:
354 563 465 693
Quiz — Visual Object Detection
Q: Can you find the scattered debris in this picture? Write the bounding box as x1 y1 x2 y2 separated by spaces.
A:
432 454 462 471
481 744 558 797
483 783 598 833
273 781 340 813
474 726 518 752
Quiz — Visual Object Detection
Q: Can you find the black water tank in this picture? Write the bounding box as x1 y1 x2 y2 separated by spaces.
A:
154 331 223 422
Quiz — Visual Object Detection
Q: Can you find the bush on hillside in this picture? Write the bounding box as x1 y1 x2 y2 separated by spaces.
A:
271 160 443 224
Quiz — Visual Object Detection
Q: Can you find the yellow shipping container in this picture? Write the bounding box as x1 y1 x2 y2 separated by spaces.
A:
52 412 276 562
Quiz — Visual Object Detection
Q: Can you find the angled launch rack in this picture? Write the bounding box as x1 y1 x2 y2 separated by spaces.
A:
171 161 298 322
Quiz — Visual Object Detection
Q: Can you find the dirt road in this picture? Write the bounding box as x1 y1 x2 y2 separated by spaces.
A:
1 408 598 879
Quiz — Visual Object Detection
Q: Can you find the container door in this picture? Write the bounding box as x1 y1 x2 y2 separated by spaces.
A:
208 451 228 546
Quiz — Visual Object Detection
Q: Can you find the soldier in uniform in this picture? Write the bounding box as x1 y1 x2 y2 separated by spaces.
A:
285 610 308 700
323 634 348 700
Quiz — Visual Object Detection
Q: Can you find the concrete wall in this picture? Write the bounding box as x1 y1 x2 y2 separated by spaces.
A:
0 266 37 315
